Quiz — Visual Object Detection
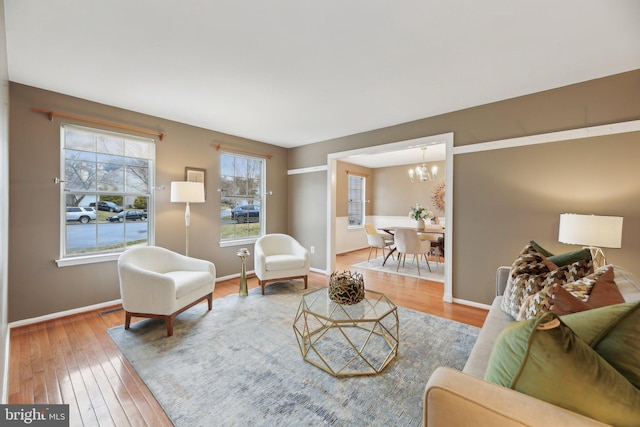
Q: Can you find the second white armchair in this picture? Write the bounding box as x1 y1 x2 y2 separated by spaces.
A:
254 233 310 295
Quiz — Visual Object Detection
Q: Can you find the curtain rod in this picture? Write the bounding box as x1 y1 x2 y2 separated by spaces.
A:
212 143 272 159
32 108 166 141
346 170 369 177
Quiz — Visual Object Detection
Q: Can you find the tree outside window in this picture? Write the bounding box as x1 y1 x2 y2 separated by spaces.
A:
220 153 265 240
61 124 155 257
348 174 365 227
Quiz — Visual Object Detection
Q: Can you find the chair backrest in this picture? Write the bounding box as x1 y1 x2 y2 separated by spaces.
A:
255 233 300 256
118 246 183 274
364 224 378 235
394 229 423 254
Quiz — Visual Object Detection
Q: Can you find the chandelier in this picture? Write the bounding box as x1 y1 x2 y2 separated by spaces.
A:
408 147 437 182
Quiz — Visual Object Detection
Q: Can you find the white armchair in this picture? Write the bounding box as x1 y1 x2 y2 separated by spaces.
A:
254 233 310 295
117 246 216 336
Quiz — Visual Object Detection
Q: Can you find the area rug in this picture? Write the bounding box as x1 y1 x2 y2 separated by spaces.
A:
108 282 477 426
352 256 445 283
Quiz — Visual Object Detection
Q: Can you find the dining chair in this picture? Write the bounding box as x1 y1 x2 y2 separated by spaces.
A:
364 224 395 262
394 228 432 275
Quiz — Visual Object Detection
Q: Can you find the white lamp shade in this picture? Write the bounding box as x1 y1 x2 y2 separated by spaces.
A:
170 181 205 203
558 213 623 248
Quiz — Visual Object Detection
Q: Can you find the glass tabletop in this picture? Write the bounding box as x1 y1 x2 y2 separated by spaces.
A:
299 288 396 322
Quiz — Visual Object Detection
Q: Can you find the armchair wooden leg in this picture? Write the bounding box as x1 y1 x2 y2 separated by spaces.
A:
125 312 131 330
304 276 308 289
165 315 175 337
207 293 213 310
260 280 265 295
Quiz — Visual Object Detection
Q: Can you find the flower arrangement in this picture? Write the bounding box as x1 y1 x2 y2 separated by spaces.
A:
409 203 434 221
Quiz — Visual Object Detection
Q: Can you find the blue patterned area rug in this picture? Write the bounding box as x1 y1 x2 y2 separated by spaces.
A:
108 282 478 427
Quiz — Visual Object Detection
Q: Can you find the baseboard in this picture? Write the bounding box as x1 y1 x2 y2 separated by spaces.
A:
8 299 123 329
452 297 491 311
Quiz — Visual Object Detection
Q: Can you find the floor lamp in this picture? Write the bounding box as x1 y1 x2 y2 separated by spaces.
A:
558 213 623 269
171 181 205 256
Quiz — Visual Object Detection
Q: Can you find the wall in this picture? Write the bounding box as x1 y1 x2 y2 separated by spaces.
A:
373 161 445 218
0 0 10 401
8 83 289 322
288 69 640 305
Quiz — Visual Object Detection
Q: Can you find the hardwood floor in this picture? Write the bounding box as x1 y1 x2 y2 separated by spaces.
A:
8 248 487 426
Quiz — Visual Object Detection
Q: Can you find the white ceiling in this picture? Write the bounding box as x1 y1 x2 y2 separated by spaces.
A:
5 1 640 149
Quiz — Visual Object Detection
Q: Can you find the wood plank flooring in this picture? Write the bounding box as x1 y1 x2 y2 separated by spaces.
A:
8 248 487 426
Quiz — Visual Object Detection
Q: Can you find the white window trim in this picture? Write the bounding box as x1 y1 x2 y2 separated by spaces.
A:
218 152 266 245
347 174 365 229
57 124 156 266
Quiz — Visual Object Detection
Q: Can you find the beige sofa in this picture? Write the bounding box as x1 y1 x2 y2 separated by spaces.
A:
424 265 640 427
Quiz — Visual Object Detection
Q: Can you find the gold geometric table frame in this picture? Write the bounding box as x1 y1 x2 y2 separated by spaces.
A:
293 288 399 377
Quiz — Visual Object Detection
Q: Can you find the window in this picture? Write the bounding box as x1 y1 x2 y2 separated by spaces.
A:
348 174 365 227
220 152 265 243
60 124 155 260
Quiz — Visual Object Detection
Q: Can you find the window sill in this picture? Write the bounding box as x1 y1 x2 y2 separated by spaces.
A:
219 237 259 248
56 252 121 267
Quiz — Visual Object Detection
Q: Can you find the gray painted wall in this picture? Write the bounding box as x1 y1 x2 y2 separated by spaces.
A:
8 83 289 322
288 70 640 305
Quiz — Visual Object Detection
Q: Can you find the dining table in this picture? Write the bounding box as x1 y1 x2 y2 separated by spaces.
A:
378 226 445 266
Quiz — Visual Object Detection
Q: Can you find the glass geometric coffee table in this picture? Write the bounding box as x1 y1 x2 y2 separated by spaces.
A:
293 288 399 376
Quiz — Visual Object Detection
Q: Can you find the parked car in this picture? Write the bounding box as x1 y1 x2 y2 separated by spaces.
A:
66 207 97 224
231 205 260 223
89 201 124 212
107 210 148 222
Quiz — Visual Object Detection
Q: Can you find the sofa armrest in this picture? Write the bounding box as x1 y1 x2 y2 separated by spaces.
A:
496 266 510 296
424 367 608 427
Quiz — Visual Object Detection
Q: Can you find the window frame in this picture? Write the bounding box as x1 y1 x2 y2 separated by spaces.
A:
56 124 156 267
219 151 266 247
347 174 366 229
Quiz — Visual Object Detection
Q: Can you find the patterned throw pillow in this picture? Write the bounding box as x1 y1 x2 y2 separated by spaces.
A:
517 263 603 321
552 266 624 315
501 244 593 320
500 245 549 318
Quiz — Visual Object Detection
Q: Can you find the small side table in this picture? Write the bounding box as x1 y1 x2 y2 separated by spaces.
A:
237 248 250 296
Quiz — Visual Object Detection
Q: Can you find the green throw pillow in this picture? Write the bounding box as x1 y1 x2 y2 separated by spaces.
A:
485 312 640 426
529 240 592 267
562 301 640 389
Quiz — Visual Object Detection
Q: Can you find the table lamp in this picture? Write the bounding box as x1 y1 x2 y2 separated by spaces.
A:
558 213 623 269
171 181 205 256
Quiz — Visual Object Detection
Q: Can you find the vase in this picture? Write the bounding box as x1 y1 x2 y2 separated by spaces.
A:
416 218 425 230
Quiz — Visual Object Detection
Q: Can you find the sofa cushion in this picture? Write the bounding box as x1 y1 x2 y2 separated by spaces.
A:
562 301 640 390
485 310 640 427
517 266 608 320
501 244 593 320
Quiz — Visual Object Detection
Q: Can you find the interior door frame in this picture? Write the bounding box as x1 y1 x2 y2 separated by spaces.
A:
326 132 455 302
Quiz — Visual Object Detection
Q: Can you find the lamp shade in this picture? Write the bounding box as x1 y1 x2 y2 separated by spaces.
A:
170 181 205 203
558 213 623 248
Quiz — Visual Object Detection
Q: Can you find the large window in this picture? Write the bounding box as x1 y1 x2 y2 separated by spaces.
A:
60 124 155 260
348 174 365 227
220 152 265 242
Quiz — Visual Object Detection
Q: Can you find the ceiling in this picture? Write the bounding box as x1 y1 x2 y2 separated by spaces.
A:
5 1 640 149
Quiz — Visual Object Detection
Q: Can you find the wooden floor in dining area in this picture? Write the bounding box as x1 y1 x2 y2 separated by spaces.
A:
8 247 488 426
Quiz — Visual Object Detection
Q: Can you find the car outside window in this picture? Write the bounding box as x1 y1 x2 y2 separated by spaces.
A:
220 153 265 242
60 124 155 260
